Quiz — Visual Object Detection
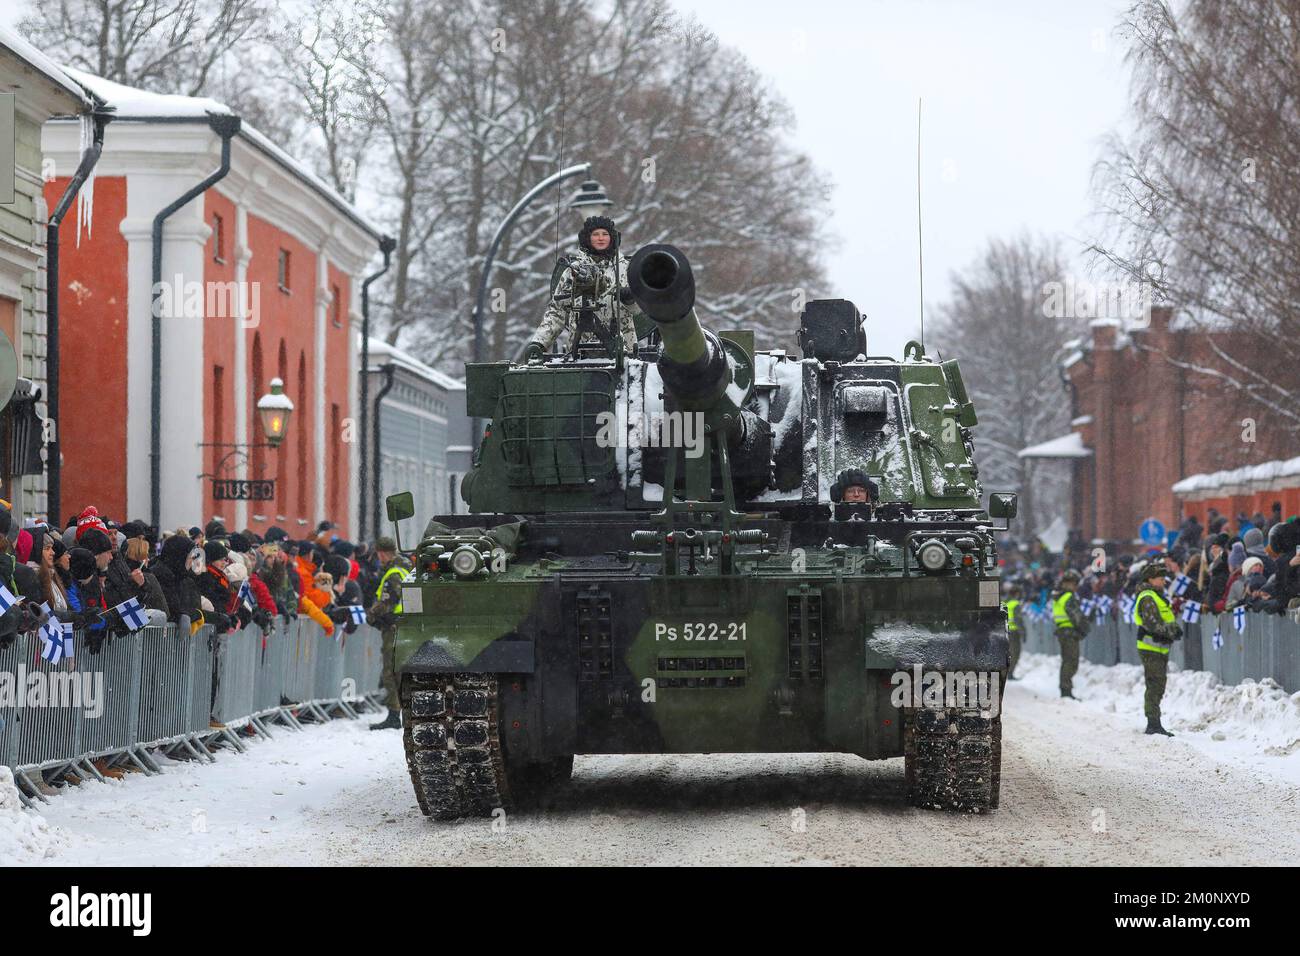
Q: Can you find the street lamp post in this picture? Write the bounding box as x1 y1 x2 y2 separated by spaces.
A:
471 163 596 365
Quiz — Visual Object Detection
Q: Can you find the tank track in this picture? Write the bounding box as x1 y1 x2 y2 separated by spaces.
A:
401 672 574 819
402 672 510 819
903 707 1002 812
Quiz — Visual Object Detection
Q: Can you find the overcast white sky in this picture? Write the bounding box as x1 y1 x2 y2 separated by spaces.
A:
672 0 1135 356
3 0 1135 358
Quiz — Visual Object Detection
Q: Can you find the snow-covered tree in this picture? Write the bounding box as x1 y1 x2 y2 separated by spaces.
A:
930 234 1083 536
1090 0 1300 434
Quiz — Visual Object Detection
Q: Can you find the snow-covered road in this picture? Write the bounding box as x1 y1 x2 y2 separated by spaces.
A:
6 653 1299 866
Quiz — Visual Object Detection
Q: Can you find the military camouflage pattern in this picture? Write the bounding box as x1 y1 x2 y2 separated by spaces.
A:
368 555 410 710
1139 649 1168 720
531 248 640 354
1136 592 1181 644
390 243 1013 816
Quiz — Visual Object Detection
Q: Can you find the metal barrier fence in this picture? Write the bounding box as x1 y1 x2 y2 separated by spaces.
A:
1 617 385 807
1022 608 1300 692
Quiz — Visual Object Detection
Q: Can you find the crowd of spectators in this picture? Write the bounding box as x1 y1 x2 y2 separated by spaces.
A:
1004 502 1300 621
0 500 392 653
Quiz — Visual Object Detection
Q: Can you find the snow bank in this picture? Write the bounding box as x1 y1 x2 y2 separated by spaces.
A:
0 766 69 865
1016 652 1300 782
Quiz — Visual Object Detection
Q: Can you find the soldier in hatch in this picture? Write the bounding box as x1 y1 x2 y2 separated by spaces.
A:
525 216 641 359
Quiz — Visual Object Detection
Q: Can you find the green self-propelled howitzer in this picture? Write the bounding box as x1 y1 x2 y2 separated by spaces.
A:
387 243 1017 819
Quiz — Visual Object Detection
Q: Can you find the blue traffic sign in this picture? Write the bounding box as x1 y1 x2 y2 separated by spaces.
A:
1139 518 1166 545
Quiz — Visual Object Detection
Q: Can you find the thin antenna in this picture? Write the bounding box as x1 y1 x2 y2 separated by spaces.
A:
916 97 925 355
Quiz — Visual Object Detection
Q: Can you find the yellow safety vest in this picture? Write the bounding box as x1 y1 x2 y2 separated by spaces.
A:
1005 599 1021 632
1051 591 1074 629
377 564 408 614
1133 588 1176 655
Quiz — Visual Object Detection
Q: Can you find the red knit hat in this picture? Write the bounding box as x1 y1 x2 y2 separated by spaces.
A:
75 505 108 542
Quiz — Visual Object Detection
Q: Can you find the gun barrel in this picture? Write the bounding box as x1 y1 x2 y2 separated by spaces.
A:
629 244 729 409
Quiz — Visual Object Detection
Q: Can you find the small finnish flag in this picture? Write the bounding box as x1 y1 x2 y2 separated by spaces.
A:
113 596 148 631
1181 600 1202 624
1233 605 1247 634
39 629 63 663
237 579 254 610
1080 597 1095 615
1212 625 1223 650
1120 594 1135 618
1171 574 1192 597
348 605 367 626
1098 595 1113 614
0 582 19 614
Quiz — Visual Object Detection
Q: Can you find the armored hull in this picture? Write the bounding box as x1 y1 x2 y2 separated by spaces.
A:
390 245 1013 817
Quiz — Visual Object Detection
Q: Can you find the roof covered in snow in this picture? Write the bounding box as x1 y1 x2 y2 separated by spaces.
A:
62 67 380 241
1013 434 1086 463
1017 431 1092 459
366 337 464 392
0 24 94 109
1171 456 1300 495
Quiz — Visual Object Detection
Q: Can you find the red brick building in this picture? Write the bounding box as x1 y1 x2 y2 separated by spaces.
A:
41 72 382 536
1026 307 1298 544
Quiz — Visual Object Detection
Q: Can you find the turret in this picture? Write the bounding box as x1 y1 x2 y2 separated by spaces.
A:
627 244 733 413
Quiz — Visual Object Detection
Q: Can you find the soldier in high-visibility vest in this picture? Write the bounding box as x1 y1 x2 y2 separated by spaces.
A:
367 535 411 731
1004 586 1023 680
1051 569 1090 699
1133 561 1181 736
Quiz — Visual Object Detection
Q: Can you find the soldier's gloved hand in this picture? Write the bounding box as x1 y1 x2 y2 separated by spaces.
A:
618 286 635 305
524 341 545 364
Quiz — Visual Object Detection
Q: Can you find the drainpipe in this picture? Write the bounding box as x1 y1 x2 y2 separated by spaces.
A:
149 113 242 531
358 235 395 542
46 106 112 524
372 363 396 540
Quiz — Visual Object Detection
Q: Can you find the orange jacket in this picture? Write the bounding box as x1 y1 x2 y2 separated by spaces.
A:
294 556 335 636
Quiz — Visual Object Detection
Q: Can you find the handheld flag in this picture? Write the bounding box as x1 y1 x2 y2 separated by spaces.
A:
1233 605 1247 634
348 605 367 626
1171 574 1191 597
1212 624 1223 650
113 596 148 632
237 579 254 610
1120 594 1135 619
1080 597 1096 616
0 582 19 614
1181 600 1202 624
39 629 63 663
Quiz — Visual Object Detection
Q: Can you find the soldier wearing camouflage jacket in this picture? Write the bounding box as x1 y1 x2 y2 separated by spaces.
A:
1133 561 1181 736
1051 569 1090 699
527 216 640 356
367 537 410 731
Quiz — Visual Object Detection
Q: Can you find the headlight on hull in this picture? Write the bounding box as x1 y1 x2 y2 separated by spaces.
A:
450 545 484 579
916 538 951 573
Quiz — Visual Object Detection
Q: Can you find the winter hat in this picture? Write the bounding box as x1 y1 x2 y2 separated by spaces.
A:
79 528 114 556
1228 542 1246 572
204 540 229 564
1241 556 1264 578
224 559 248 584
331 540 355 559
264 526 289 543
0 503 11 537
1267 521 1296 556
577 215 620 257
48 534 67 562
159 534 195 575
75 506 108 542
68 547 97 582
228 532 251 554
188 526 204 539
204 519 228 541
323 554 350 581
1243 527 1264 550
15 529 32 564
